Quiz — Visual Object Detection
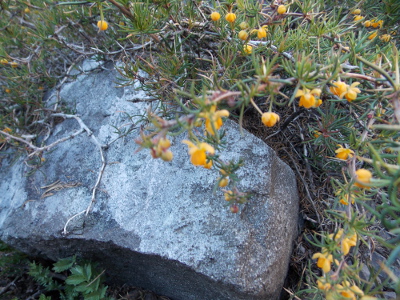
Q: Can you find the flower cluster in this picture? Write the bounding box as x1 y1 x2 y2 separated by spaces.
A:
330 229 357 256
150 138 173 162
295 88 322 108
312 228 358 276
182 140 214 169
318 279 367 300
364 19 383 28
223 188 248 213
330 80 361 102
199 105 229 136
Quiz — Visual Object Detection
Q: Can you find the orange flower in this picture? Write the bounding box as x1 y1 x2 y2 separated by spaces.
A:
336 281 364 300
261 112 280 127
210 12 221 21
182 140 215 168
295 88 321 108
225 13 236 23
219 177 229 187
330 80 348 99
371 19 383 28
199 105 229 135
345 82 361 101
277 5 286 14
339 194 355 205
335 145 354 160
312 250 334 273
257 26 267 39
97 20 109 31
368 31 378 40
354 169 372 188
329 229 357 255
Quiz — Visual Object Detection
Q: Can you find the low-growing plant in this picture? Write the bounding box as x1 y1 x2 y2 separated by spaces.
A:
29 256 111 300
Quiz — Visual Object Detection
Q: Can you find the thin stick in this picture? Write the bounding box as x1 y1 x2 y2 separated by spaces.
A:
63 210 85 235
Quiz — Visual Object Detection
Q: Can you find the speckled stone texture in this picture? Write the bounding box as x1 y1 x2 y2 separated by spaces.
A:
0 62 299 300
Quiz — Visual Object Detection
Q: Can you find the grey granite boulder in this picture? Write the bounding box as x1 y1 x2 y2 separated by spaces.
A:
0 63 298 300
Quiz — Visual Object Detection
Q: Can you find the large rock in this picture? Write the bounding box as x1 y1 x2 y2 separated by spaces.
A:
0 62 299 300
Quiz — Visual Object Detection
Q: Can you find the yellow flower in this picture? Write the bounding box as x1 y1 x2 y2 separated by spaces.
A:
339 194 355 205
330 80 348 99
219 177 229 187
336 281 364 300
24 7 30 13
243 44 252 54
160 150 173 161
372 20 383 28
257 27 267 39
239 21 249 29
3 127 12 133
353 15 364 22
97 20 109 31
225 13 236 23
368 31 378 40
312 250 334 273
199 105 229 136
277 5 286 14
335 145 354 160
224 190 233 201
238 30 249 41
295 88 321 108
5 88 11 93
10 61 18 68
210 12 221 21
150 137 173 161
345 82 361 101
364 20 371 27
341 233 357 255
354 169 372 188
317 278 332 291
182 140 215 168
261 112 280 127
351 9 361 15
380 34 391 42
0 58 8 65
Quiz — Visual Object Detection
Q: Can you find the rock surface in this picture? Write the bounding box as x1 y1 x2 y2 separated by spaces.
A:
0 63 299 300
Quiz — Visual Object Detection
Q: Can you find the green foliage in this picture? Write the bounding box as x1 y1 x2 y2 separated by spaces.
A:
0 241 27 277
29 256 111 300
